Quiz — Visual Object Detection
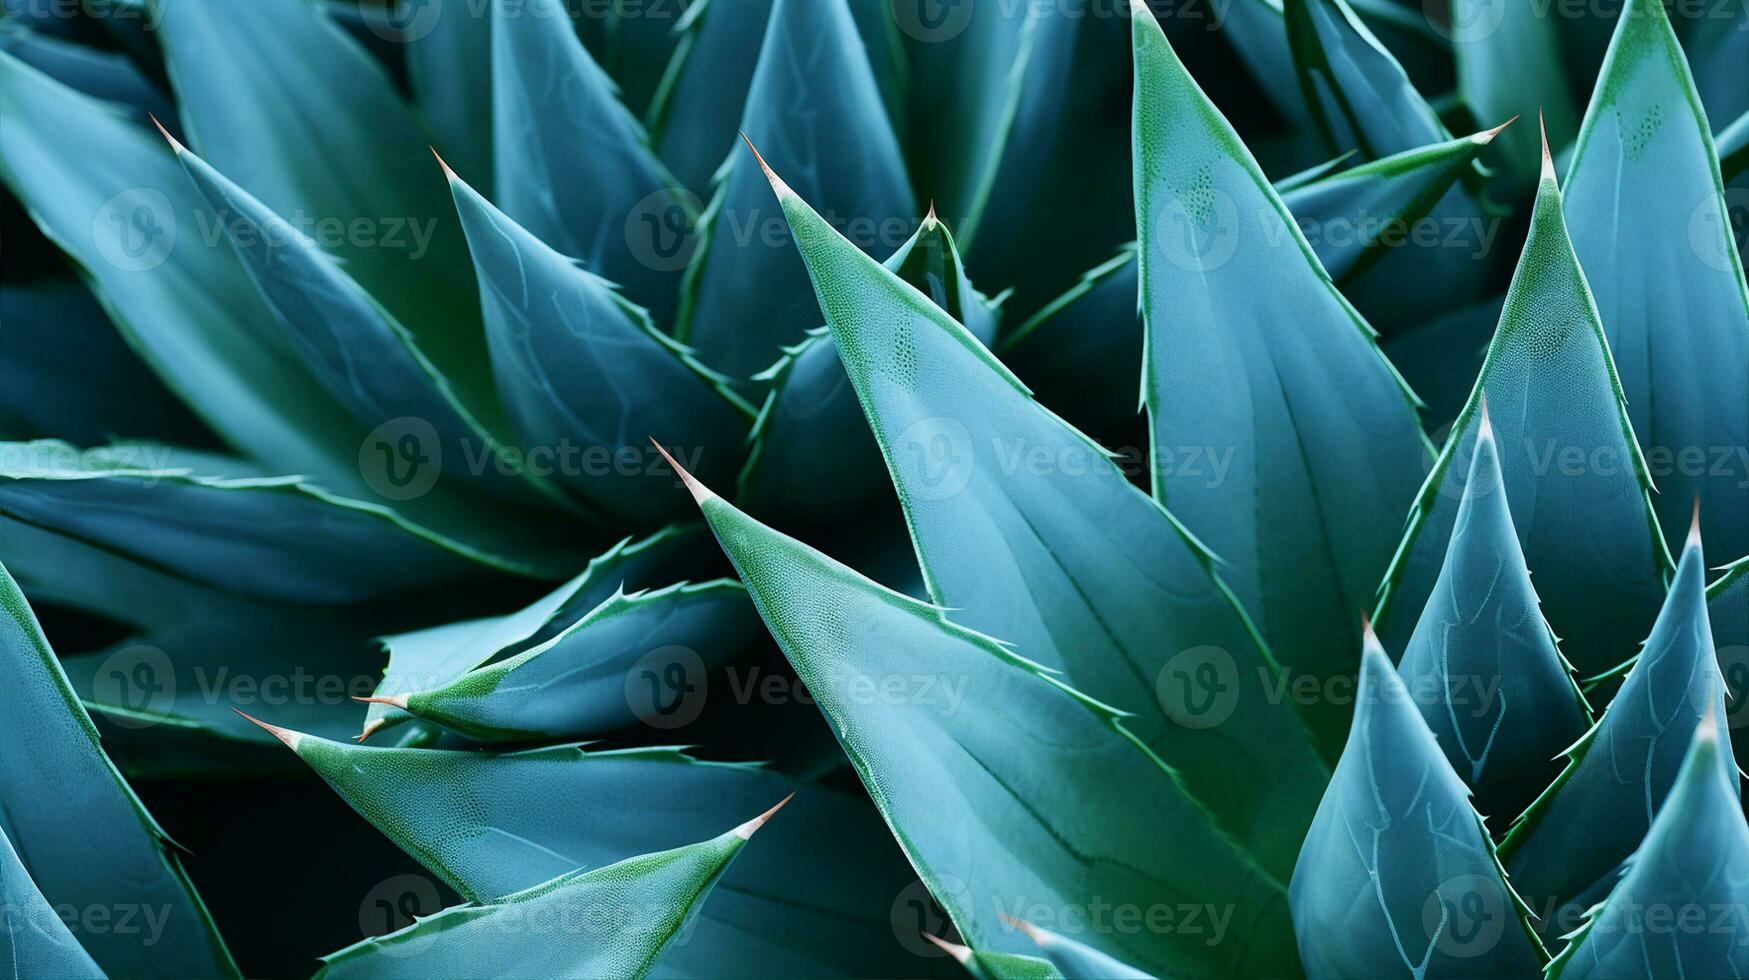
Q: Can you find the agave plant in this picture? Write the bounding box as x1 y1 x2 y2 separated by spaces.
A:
0 0 1745 975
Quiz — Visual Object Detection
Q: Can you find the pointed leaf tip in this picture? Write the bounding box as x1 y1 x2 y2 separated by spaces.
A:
1539 109 1555 181
733 792 796 840
353 694 409 710
649 438 715 504
232 708 300 750
999 913 1052 948
1688 497 1703 550
738 132 791 199
148 113 185 154
1475 116 1519 145
1477 392 1495 443
430 146 457 181
922 933 973 964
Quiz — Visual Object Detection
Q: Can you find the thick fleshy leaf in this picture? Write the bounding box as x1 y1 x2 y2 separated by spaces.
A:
1449 0 1578 188
0 53 366 487
447 165 749 525
1711 558 1749 774
1007 919 1155 980
1563 0 1749 561
1289 630 1545 979
767 161 1326 875
154 0 493 416
1396 405 1592 823
926 937 1060 980
0 823 104 979
0 441 532 603
1379 294 1503 435
368 580 760 742
674 462 1299 977
1373 147 1670 679
0 558 236 977
490 0 693 329
676 0 912 380
1677 0 1748 126
263 732 922 977
405 0 493 191
1501 527 1734 941
1133 2 1430 755
737 212 999 524
1547 716 1749 979
0 21 175 123
646 0 775 192
364 524 714 739
315 816 765 979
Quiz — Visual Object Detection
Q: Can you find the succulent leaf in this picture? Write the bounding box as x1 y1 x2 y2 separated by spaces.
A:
1373 136 1671 679
1282 0 1447 158
404 0 493 192
1707 557 1749 789
1132 0 1431 756
1502 524 1734 942
1448 0 1578 188
676 459 1300 976
677 0 913 380
314 815 764 979
1006 917 1158 980
1288 629 1546 979
1563 0 1749 561
0 558 236 977
1546 714 1749 979
0 824 105 979
1396 404 1593 823
646 0 776 192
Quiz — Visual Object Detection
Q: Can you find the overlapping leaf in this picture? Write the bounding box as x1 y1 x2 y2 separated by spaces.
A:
1562 0 1749 561
1449 0 1578 188
646 0 776 192
0 824 104 979
1133 1 1430 755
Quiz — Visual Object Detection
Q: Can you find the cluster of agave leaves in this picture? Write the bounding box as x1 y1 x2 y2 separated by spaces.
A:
0 0 1746 975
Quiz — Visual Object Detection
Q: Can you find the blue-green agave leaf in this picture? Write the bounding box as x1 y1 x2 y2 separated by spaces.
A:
260 731 923 977
645 0 774 192
447 164 749 525
405 0 493 191
1396 403 1593 823
1373 141 1670 679
1449 0 1579 188
0 441 535 602
1133 1 1431 755
364 524 712 740
1718 109 1749 180
0 53 367 489
314 811 772 979
597 0 692 118
0 823 105 979
676 0 913 380
1710 557 1749 774
0 558 236 977
1546 714 1748 979
369 581 760 742
1563 0 1749 561
490 0 694 329
0 21 174 123
1676 0 1748 127
1217 0 1319 135
1380 293 1504 435
737 211 999 523
1501 523 1734 941
764 157 1327 877
153 0 493 416
1005 917 1156 980
669 457 1299 976
1289 629 1546 978
925 935 1061 980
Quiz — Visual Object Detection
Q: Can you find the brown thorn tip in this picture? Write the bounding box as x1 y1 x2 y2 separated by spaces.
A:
430 146 457 180
149 114 185 154
734 792 796 840
999 913 1050 947
357 718 385 743
353 694 408 709
1476 115 1518 145
739 131 787 196
921 934 972 963
649 437 714 505
233 708 299 749
1539 109 1555 182
1688 497 1703 549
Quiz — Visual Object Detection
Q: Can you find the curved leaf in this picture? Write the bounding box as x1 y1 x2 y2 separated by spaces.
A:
259 731 923 977
1133 1 1430 755
155 0 493 416
1288 630 1546 978
405 0 493 191
646 0 775 192
1449 0 1579 188
447 164 749 526
369 580 761 742
1711 557 1749 775
670 457 1300 977
1501 524 1734 941
315 813 771 979
1396 404 1593 823
676 0 912 380
0 558 236 977
1563 0 1749 561
0 824 104 979
490 0 694 329
1373 143 1670 679
1547 715 1749 979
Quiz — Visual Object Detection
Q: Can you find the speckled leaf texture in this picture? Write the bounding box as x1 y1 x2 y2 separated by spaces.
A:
1133 0 1430 757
